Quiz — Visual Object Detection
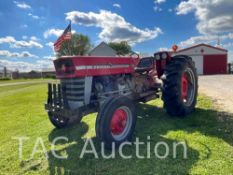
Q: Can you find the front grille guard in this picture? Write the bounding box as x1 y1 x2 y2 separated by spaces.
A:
45 82 96 118
47 83 68 108
45 83 76 118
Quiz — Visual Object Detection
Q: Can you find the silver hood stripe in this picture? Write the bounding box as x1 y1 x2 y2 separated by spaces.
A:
76 64 131 70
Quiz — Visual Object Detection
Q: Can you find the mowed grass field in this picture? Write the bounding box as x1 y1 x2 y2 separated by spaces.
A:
0 82 233 175
0 79 46 84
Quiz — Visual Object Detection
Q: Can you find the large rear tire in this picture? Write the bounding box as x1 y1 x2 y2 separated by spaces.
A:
96 96 136 149
161 56 198 116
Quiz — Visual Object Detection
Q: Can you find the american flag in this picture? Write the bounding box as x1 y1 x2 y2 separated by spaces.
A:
54 22 72 52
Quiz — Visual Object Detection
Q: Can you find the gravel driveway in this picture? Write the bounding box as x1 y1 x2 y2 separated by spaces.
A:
199 75 233 113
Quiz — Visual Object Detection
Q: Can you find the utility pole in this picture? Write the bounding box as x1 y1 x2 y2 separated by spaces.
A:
217 35 221 46
3 67 7 78
40 66 43 79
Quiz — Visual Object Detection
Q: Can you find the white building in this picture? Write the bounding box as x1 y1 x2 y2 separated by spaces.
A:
174 44 228 75
89 42 117 57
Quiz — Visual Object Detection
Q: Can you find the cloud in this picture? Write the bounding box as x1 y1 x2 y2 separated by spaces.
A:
0 36 43 49
155 0 166 4
179 33 233 47
158 47 171 51
0 59 53 72
20 24 28 28
228 51 233 62
154 6 162 12
43 29 75 38
12 40 43 48
30 36 39 41
113 3 121 8
222 42 233 48
46 42 55 53
43 55 56 60
168 8 173 13
0 50 38 58
28 13 39 19
22 36 39 41
43 29 63 38
13 1 31 9
65 10 162 45
180 35 220 47
36 60 54 69
0 36 16 44
154 0 166 12
46 42 54 48
176 0 233 34
22 35 28 40
176 1 195 15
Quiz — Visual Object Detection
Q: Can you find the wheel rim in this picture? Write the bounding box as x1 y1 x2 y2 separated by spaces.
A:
181 74 188 101
110 106 132 141
181 67 196 106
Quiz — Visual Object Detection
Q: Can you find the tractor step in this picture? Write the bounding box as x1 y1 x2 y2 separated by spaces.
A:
138 91 159 102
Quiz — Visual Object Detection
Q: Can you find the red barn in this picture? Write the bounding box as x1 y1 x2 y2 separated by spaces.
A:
174 44 228 75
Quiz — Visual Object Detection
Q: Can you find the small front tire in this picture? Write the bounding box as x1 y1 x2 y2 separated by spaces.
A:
48 112 69 129
95 96 136 149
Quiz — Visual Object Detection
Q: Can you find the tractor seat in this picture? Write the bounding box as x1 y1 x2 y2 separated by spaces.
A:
135 57 154 73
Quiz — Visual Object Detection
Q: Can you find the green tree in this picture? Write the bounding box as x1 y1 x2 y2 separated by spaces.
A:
57 34 91 56
108 41 132 55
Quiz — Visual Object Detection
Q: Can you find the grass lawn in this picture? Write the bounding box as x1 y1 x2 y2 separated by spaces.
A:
0 79 55 84
0 83 233 175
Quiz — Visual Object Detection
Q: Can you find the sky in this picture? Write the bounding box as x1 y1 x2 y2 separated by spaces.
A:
0 0 233 71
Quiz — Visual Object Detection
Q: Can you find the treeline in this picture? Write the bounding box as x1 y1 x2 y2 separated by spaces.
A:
57 33 132 56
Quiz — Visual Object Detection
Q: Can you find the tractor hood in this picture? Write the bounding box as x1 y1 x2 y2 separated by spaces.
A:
54 56 139 79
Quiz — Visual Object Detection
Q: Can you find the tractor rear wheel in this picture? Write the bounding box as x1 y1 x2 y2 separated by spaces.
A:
161 56 198 116
96 96 136 149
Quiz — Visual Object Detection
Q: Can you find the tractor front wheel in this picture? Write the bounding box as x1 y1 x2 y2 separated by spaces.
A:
48 112 69 129
96 96 136 149
48 110 83 129
161 56 198 116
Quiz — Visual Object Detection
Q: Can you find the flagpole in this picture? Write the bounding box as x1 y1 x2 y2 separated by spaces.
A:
54 21 72 55
69 20 72 56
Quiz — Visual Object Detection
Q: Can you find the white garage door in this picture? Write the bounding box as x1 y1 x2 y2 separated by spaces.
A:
191 56 203 75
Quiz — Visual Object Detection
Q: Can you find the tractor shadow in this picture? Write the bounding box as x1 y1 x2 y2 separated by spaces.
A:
137 103 233 147
46 101 233 175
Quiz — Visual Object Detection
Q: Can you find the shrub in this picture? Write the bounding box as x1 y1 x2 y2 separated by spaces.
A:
44 75 56 79
0 77 11 81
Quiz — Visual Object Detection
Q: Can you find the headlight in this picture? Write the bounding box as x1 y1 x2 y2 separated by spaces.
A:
155 54 161 60
161 53 167 59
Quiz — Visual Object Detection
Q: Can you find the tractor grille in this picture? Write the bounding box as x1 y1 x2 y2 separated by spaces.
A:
46 77 92 111
61 78 85 102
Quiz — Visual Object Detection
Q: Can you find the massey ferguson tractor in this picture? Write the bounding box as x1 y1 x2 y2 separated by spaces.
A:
45 52 198 148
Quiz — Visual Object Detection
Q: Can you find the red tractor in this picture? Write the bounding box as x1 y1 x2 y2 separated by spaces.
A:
45 52 198 148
